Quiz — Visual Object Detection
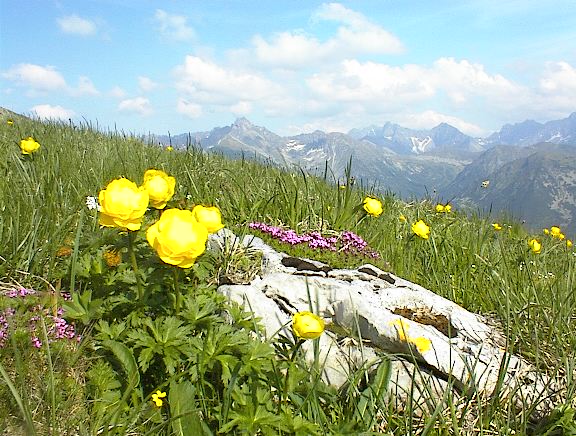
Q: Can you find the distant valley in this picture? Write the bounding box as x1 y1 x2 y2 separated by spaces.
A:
160 112 576 236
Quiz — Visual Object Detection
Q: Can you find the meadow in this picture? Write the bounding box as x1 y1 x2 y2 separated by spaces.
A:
0 110 575 435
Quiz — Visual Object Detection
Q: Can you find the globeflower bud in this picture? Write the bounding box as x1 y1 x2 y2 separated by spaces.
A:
292 311 325 340
362 197 383 217
20 137 41 155
143 169 176 209
147 208 208 268
98 178 149 231
192 205 224 233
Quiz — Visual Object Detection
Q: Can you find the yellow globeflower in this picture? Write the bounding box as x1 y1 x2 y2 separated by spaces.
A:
543 228 550 235
166 146 174 152
412 220 430 240
567 240 573 248
143 169 176 209
192 205 224 233
550 226 561 238
20 137 41 155
363 197 383 217
292 311 325 340
558 233 566 240
7 119 14 126
151 390 166 407
528 239 542 254
147 208 208 268
436 203 452 213
98 178 149 231
492 223 502 231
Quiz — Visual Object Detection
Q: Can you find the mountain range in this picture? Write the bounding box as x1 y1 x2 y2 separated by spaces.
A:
158 112 576 236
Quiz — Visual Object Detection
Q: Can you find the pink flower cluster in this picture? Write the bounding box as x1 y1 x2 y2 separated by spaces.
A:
1 287 78 349
248 222 380 259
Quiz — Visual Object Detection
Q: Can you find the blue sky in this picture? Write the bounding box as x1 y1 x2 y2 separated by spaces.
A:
2 0 576 137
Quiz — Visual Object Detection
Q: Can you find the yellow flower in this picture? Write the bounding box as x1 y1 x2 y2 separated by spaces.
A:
191 205 224 233
363 197 383 217
147 208 208 268
543 228 550 235
528 238 542 254
399 214 407 222
292 311 325 340
166 146 174 152
492 223 502 231
412 220 430 240
567 240 573 248
151 390 166 407
550 226 561 237
143 169 176 209
98 178 149 231
435 203 452 213
389 319 431 354
339 185 346 190
20 137 41 155
7 119 14 125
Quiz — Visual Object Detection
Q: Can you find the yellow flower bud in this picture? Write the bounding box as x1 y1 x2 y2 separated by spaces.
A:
412 220 430 240
362 197 383 217
492 223 502 231
550 226 561 237
191 205 224 233
98 178 149 231
292 311 325 340
143 169 176 209
20 137 40 155
147 208 208 268
528 238 542 254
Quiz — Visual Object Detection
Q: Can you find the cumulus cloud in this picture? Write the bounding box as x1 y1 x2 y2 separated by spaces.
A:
174 56 283 104
399 111 485 136
118 97 153 116
3 64 67 92
31 104 75 120
177 98 202 118
138 76 158 92
57 14 97 36
2 63 99 96
110 86 127 99
244 2 403 69
154 10 194 41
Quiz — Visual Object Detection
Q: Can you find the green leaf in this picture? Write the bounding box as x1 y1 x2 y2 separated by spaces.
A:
101 339 141 397
169 380 212 436
61 289 103 324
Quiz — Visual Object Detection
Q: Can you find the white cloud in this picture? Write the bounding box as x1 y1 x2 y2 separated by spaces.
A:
399 111 485 136
245 2 403 69
174 56 283 104
3 64 67 92
2 63 99 97
109 86 127 99
307 60 435 104
57 15 97 36
138 76 158 92
71 76 99 96
230 101 252 116
31 104 75 120
154 10 194 41
118 97 153 116
176 98 202 118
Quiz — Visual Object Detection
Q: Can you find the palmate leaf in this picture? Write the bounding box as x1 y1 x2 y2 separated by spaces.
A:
127 316 194 373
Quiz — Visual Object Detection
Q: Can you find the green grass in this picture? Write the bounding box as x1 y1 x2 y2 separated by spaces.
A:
0 112 575 435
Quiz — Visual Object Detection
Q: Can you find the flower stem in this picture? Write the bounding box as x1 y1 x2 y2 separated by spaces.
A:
173 267 182 314
127 231 144 300
282 338 304 408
